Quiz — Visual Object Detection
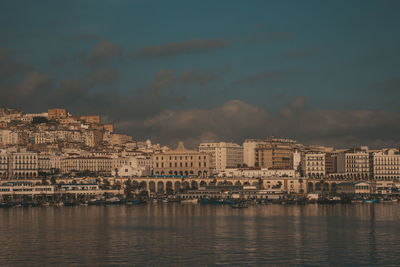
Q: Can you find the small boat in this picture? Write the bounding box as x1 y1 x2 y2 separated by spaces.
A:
231 203 248 209
364 199 378 204
88 199 102 205
162 199 168 203
105 197 121 204
181 199 198 204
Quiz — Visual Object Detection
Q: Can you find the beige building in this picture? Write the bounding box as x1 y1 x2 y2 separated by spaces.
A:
48 108 68 120
62 156 112 174
103 123 114 133
337 147 370 180
80 115 101 124
370 149 400 180
302 153 325 178
111 133 133 146
0 151 8 178
199 142 243 172
9 151 39 178
255 141 294 170
243 139 263 167
153 141 210 177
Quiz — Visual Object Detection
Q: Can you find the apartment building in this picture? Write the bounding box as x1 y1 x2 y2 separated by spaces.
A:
153 141 210 177
199 142 243 172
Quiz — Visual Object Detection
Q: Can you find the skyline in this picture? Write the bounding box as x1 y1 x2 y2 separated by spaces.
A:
1 0 400 147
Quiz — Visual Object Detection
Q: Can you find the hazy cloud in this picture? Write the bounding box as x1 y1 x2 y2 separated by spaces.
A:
58 68 120 101
248 32 295 42
0 47 31 78
233 71 280 85
116 97 400 148
178 69 225 85
282 46 321 59
87 39 122 65
131 38 229 59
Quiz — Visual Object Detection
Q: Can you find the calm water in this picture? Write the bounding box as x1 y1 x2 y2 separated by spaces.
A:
1 204 400 266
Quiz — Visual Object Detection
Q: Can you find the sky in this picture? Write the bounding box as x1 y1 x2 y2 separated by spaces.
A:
0 0 400 148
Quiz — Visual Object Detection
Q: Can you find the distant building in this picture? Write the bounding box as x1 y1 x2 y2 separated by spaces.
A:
370 149 400 180
254 138 297 169
337 147 370 180
199 142 243 172
48 108 68 120
152 141 210 177
80 115 101 125
302 153 325 178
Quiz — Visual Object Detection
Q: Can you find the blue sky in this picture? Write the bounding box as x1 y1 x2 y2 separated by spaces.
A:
1 0 400 147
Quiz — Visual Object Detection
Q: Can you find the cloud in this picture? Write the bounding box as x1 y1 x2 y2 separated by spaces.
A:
178 70 225 85
87 39 122 65
1 71 51 98
131 38 229 59
376 77 400 93
248 32 295 42
281 46 321 59
0 47 31 78
115 97 400 149
58 68 120 101
233 71 280 85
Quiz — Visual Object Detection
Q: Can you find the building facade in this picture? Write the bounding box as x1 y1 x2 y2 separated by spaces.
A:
199 142 243 172
153 141 210 177
370 149 400 180
302 153 326 178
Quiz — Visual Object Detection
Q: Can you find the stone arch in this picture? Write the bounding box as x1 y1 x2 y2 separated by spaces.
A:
157 181 164 192
191 181 198 189
203 171 208 177
183 181 190 190
308 182 314 193
198 171 202 177
235 181 242 186
243 181 250 186
315 182 321 192
179 171 183 176
174 181 181 191
200 180 207 187
166 181 173 192
161 171 165 176
149 181 156 192
184 171 189 176
217 182 224 186
324 183 329 192
174 171 178 176
252 181 258 186
226 181 233 186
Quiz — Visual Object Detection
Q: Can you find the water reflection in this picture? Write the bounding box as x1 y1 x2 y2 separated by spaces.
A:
1 204 400 265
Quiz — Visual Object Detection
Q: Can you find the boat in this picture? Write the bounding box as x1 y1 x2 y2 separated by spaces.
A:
181 199 198 204
88 199 102 205
364 199 378 204
231 203 248 209
105 197 121 204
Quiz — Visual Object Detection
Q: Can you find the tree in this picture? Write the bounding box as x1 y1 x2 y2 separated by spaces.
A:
124 179 134 199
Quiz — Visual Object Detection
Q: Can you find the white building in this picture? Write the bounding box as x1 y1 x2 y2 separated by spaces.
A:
302 153 325 178
243 139 265 167
199 142 243 172
337 147 369 180
370 149 400 181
